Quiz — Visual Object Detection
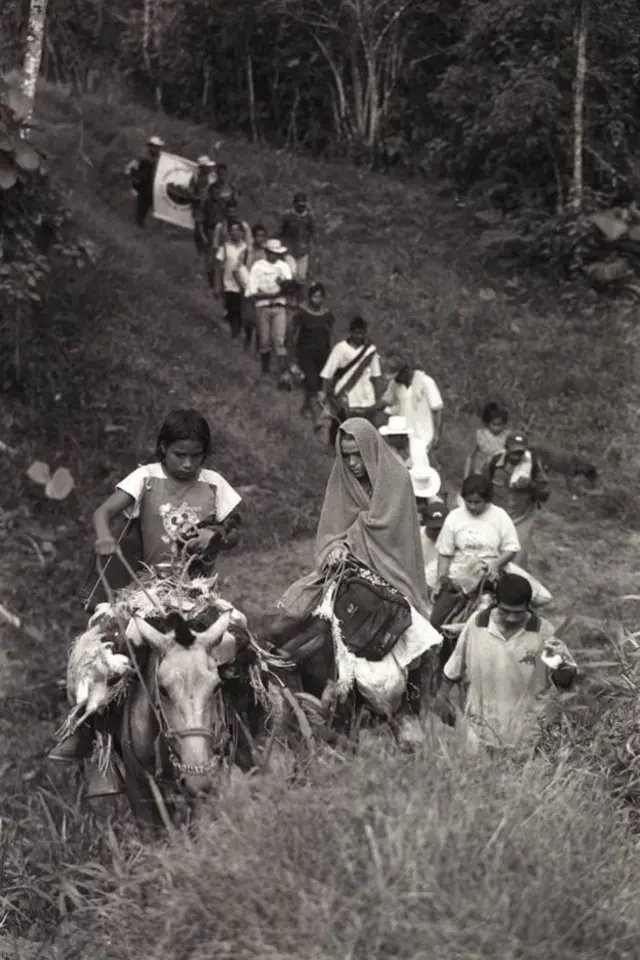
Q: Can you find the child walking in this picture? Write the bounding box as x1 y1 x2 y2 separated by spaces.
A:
464 400 510 478
215 221 249 340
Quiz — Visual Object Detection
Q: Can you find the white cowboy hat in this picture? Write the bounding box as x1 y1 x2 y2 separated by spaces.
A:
147 135 165 147
196 155 216 167
379 415 410 436
410 465 441 499
265 239 287 255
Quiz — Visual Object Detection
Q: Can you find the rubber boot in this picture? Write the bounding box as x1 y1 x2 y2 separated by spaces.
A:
48 723 94 762
83 757 124 799
260 351 271 375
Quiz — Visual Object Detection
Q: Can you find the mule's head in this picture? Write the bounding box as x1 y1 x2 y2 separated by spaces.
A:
129 607 253 795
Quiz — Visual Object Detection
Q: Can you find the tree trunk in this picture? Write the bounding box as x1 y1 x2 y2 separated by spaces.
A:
142 0 152 74
21 0 49 126
247 53 258 142
569 0 588 213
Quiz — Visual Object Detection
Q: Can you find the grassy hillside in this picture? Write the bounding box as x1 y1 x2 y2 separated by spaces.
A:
1 83 640 956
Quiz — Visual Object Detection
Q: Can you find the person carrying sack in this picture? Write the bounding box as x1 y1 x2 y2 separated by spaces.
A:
318 316 384 448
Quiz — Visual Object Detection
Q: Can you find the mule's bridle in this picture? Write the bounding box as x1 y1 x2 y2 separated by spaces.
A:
152 665 229 777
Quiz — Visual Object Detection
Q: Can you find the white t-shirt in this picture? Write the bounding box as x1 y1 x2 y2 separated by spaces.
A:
116 463 241 567
245 258 293 307
435 504 520 584
216 241 248 293
388 370 443 449
320 340 382 410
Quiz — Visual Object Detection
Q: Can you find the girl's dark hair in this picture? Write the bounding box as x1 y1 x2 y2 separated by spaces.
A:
481 401 508 426
308 281 325 298
252 222 266 236
156 410 212 460
461 474 493 502
228 219 243 232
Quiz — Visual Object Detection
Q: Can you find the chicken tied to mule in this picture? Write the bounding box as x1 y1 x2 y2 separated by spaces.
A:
49 573 284 829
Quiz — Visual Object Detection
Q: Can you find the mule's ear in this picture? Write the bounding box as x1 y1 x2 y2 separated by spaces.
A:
196 610 233 650
211 630 239 666
129 615 171 653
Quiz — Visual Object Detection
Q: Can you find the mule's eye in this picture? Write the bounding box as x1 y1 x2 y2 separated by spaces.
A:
157 682 169 698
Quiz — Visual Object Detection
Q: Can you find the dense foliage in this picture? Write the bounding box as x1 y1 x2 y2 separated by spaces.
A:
3 0 640 212
0 75 90 382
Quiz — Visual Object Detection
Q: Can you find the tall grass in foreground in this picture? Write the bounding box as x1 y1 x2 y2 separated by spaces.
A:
52 741 640 960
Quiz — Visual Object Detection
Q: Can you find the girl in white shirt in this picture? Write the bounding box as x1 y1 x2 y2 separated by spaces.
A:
215 221 248 340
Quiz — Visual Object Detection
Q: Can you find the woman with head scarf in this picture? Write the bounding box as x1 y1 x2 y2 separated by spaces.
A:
271 418 442 724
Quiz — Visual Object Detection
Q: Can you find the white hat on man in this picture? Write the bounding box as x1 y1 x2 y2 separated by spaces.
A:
379 415 410 436
265 239 287 255
196 155 216 167
148 135 165 147
410 465 442 499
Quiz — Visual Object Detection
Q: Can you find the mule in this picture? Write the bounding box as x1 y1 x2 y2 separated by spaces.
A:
109 607 278 830
261 611 440 751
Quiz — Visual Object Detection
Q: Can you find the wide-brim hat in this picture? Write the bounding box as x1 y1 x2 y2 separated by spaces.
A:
265 239 287 255
196 155 216 167
379 415 410 436
410 465 442 499
148 135 165 147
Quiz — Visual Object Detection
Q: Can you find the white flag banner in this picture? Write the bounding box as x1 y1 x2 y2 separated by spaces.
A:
153 152 196 230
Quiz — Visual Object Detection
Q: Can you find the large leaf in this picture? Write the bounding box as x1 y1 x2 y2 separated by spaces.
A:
0 156 17 190
26 460 51 485
14 142 40 173
45 467 75 501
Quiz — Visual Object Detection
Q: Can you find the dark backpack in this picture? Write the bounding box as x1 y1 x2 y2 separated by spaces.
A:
333 562 412 661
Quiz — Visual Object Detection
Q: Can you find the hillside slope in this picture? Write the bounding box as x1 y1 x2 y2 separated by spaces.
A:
1 84 640 950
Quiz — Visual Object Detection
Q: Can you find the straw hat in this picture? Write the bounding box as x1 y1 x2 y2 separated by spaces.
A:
410 465 442 499
379 415 410 436
196 155 216 167
148 135 165 147
265 239 287 255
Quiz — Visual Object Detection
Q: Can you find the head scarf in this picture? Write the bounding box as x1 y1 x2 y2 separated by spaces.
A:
316 418 430 616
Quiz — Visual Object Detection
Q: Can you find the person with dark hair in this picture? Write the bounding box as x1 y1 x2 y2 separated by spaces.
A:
92 409 242 572
434 572 578 749
279 191 315 291
237 224 268 353
384 355 444 462
430 474 519 633
464 400 509 477
318 316 384 448
486 431 550 568
59 411 242 798
212 197 252 250
214 220 249 340
288 281 335 431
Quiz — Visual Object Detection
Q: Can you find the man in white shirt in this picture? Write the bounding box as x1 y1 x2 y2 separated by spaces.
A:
245 239 293 377
384 356 444 462
318 316 384 448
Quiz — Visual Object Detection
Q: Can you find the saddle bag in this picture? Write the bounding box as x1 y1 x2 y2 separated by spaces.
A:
333 565 412 661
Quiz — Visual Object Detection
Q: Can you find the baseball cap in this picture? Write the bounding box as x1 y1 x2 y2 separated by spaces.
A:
506 431 528 451
425 496 448 525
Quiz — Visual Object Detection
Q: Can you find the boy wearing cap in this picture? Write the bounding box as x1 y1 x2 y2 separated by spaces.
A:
487 433 550 567
126 135 165 227
245 240 294 377
435 573 577 750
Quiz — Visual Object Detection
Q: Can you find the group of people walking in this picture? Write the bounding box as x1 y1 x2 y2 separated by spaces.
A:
113 136 577 769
